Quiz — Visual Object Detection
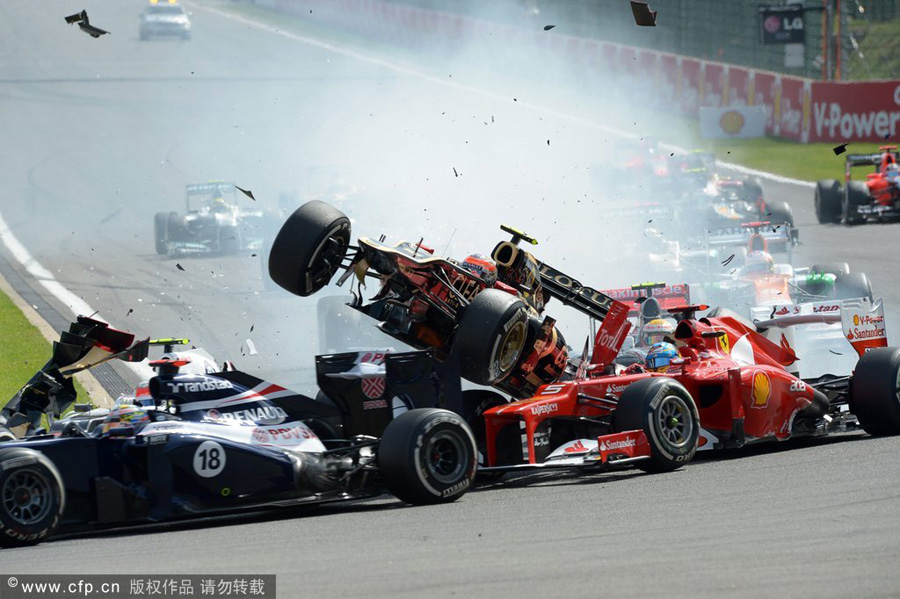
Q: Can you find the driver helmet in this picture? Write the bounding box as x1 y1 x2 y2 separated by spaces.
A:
744 250 775 276
100 404 151 436
210 196 228 213
641 318 675 347
885 163 900 183
645 342 679 372
461 253 497 286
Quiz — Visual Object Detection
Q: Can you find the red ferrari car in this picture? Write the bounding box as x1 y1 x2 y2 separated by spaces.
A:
815 145 900 225
480 298 900 475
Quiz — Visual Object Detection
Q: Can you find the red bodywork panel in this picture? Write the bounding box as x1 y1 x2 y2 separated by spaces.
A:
482 315 814 466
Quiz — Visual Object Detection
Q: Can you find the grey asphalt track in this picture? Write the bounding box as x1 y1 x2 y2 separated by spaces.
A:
1 2 899 597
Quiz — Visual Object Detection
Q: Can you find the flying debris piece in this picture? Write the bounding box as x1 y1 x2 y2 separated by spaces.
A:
176 263 185 271
250 325 254 332
543 25 556 31
245 339 258 356
829 349 842 356
885 133 891 141
235 185 256 201
64 10 109 38
721 253 736 266
833 143 848 155
126 309 133 316
99 208 122 224
630 1 657 26
453 167 459 177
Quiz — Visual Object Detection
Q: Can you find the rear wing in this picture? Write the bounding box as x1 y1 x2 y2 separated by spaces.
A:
752 297 887 357
601 283 691 316
492 227 633 367
845 148 898 180
185 182 236 195
706 221 794 261
536 262 632 366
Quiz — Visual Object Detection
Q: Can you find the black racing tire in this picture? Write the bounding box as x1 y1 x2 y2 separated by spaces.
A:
850 347 900 436
765 200 794 229
811 262 850 277
814 179 842 224
0 448 65 547
460 390 509 481
454 289 529 386
835 272 874 302
843 181 869 226
0 427 15 443
268 201 351 297
613 377 699 472
378 408 477 504
154 212 169 255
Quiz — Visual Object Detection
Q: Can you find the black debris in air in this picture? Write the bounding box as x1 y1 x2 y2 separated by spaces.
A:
65 10 109 38
543 25 556 31
833 143 848 155
721 254 735 266
630 1 657 26
235 185 256 201
176 263 185 271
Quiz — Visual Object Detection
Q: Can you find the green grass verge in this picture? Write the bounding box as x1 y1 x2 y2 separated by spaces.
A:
220 3 887 183
0 289 89 416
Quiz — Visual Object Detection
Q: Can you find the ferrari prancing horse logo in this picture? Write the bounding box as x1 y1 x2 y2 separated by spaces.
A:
716 330 730 355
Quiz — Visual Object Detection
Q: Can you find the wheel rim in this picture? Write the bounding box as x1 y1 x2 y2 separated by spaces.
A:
304 226 349 292
425 431 467 485
2 468 53 526
655 395 695 449
497 320 527 374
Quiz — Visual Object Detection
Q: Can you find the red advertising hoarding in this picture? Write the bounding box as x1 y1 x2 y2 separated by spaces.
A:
808 81 900 143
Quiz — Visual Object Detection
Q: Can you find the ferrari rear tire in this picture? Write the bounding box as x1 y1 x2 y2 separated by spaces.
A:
614 377 699 472
268 201 351 297
835 272 873 302
0 448 65 547
454 290 529 386
153 212 169 255
379 408 477 504
811 262 850 277
843 181 869 226
850 347 900 436
814 180 842 224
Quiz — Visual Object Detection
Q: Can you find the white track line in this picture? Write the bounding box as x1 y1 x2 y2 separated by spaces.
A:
200 3 816 189
0 212 155 383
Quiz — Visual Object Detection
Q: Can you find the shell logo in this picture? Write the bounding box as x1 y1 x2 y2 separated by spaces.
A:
751 371 771 408
853 314 860 326
719 111 746 135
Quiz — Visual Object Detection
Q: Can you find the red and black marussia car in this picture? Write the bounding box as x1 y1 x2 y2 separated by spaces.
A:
480 298 900 476
815 145 900 224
